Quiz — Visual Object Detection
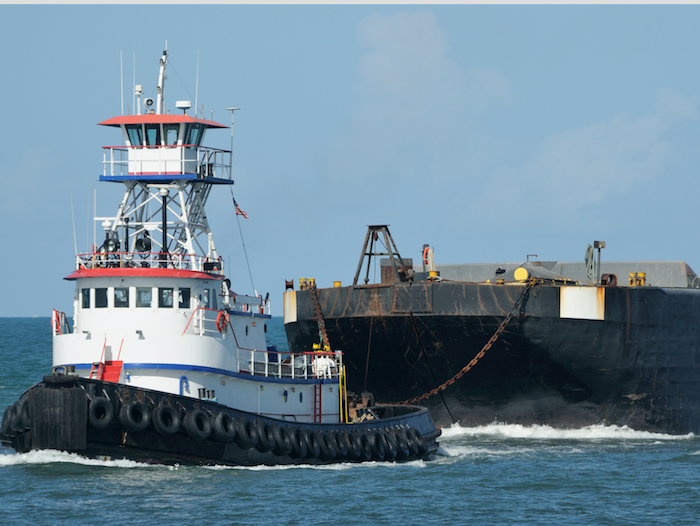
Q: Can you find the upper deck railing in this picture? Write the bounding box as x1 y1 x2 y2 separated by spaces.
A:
76 251 222 273
102 145 231 179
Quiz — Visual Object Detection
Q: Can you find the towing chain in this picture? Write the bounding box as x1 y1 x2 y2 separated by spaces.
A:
399 280 535 405
309 283 331 350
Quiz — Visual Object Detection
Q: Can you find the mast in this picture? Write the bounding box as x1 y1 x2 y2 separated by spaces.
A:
156 47 167 115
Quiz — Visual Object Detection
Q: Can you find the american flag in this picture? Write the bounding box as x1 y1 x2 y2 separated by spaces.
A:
233 197 249 219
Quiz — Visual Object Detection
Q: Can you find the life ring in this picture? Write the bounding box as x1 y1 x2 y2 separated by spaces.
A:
422 246 429 265
183 409 212 442
255 421 277 452
316 431 337 462
119 401 150 433
382 429 398 461
272 426 293 456
215 310 229 332
235 418 258 450
211 412 236 443
152 404 180 435
88 397 114 430
304 429 321 459
288 427 309 459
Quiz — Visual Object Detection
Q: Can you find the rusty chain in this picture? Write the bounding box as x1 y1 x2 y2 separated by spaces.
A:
309 283 331 350
398 280 536 405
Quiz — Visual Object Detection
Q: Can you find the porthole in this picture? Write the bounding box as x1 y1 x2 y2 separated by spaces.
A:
245 325 249 336
264 324 267 333
299 392 303 403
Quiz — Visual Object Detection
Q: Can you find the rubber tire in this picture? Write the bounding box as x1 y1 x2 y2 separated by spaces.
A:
211 412 236 443
183 409 211 442
370 430 386 461
393 429 411 460
256 422 277 452
345 432 363 461
358 432 373 461
272 426 293 456
317 431 337 462
382 430 398 461
332 430 348 460
304 429 321 459
410 428 429 456
288 427 309 459
405 428 420 457
19 398 30 430
10 400 27 433
119 401 150 433
152 405 180 435
235 418 258 450
6 402 20 434
88 397 114 430
0 405 13 438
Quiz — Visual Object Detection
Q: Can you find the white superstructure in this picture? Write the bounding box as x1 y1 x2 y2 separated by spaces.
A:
51 49 346 424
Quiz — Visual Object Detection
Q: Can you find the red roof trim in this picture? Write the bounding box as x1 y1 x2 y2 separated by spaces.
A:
98 115 228 129
64 268 225 281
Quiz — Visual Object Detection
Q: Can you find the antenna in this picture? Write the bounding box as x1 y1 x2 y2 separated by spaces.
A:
195 50 199 118
227 107 240 179
120 50 124 115
132 52 136 116
70 195 78 257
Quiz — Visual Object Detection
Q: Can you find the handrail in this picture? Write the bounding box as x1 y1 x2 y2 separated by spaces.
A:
76 251 222 272
102 144 231 179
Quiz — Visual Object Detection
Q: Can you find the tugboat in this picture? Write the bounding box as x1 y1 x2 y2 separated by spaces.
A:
0 50 439 465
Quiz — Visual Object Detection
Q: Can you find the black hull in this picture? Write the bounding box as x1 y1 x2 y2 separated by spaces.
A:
0 373 439 465
285 282 700 434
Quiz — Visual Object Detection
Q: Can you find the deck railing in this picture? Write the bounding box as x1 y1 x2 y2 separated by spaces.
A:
102 145 231 179
76 251 221 273
182 308 340 379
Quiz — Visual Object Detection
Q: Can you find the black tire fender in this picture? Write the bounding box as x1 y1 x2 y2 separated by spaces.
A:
345 432 363 461
152 404 180 435
183 409 211 442
304 429 321 459
272 425 293 456
358 432 373 461
235 418 258 450
317 431 337 462
332 430 349 460
382 429 398 461
288 427 309 459
406 427 427 456
211 412 236 443
393 428 411 460
370 430 386 461
255 421 276 452
119 401 150 433
88 397 114 430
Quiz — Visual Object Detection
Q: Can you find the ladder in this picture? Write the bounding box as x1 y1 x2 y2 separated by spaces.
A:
313 384 322 423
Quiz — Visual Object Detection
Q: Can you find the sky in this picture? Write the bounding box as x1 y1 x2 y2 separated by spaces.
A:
2 5 700 317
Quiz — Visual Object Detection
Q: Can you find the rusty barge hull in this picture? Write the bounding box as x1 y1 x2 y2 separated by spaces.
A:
284 281 700 433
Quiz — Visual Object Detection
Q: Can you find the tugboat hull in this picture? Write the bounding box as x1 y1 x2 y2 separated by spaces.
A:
1 373 440 466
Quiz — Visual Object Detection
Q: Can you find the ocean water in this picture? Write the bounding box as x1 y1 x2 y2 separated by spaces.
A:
2 318 700 525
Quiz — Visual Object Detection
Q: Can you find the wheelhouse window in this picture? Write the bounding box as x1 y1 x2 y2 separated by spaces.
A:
136 288 152 308
164 124 179 147
159 288 173 308
81 289 90 309
125 125 143 146
209 289 218 309
185 124 203 149
95 288 108 308
178 288 191 309
114 288 129 308
145 124 161 147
